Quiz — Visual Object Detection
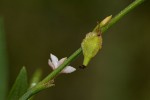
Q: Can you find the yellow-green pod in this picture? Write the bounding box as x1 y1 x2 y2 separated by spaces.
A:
80 15 112 68
80 32 102 68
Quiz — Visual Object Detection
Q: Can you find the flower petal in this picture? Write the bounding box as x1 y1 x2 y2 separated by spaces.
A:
58 57 67 66
48 59 55 69
50 54 59 68
62 66 76 73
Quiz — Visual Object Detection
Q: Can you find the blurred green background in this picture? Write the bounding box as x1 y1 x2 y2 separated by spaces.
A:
0 0 150 100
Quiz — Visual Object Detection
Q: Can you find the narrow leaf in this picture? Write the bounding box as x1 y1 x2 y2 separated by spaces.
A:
30 68 42 88
8 67 28 100
29 68 42 100
0 16 9 100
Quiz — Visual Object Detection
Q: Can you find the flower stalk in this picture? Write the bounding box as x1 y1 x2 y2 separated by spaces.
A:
19 0 145 99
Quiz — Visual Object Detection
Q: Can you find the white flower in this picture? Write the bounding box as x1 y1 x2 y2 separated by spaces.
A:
48 53 76 73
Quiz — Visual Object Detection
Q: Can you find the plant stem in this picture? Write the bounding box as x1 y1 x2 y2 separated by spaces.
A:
93 0 145 32
19 0 145 99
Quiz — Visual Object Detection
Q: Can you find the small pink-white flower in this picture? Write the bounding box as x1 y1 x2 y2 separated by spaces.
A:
48 54 76 73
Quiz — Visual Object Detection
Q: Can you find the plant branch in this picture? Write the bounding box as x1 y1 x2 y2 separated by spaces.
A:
19 0 145 99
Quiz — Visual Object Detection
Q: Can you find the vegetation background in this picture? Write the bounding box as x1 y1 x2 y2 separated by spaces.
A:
0 0 150 100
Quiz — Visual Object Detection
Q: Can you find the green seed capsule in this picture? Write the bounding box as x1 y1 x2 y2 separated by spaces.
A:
80 31 102 68
80 15 112 68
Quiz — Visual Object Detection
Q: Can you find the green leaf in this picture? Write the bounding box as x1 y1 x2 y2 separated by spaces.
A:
29 69 42 100
8 67 28 100
29 68 42 89
0 16 9 100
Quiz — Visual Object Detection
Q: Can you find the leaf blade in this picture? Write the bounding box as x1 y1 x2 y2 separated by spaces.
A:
8 67 28 100
0 16 9 100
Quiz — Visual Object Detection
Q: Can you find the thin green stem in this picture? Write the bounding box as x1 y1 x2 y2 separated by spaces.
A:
19 48 82 100
42 48 82 83
93 0 145 33
19 0 145 99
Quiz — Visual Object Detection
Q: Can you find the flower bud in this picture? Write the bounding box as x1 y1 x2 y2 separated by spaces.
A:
100 15 112 27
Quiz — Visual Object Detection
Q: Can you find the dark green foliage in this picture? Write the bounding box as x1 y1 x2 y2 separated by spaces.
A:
0 17 8 100
8 67 28 100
